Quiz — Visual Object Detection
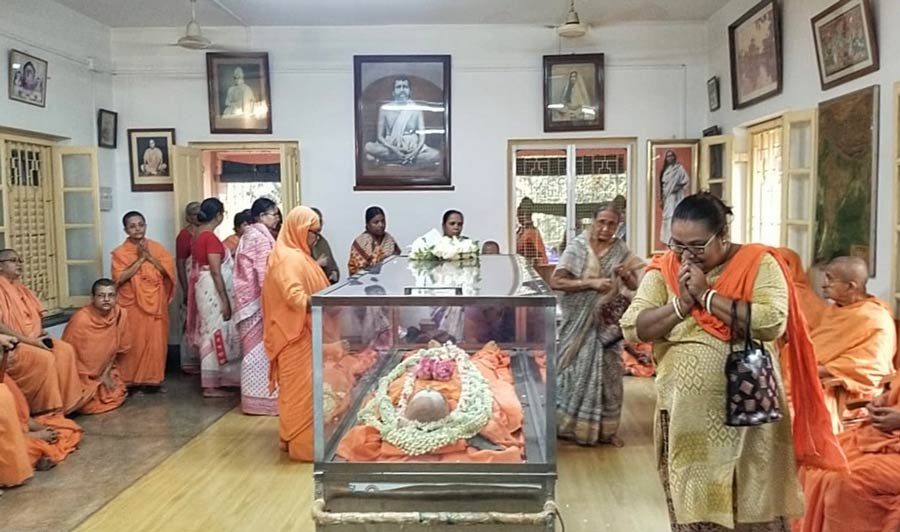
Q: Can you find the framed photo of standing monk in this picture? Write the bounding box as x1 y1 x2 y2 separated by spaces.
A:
354 55 452 191
206 52 272 134
647 139 699 254
128 128 175 192
543 53 604 133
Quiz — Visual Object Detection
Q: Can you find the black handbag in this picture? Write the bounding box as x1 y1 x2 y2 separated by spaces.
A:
724 300 782 427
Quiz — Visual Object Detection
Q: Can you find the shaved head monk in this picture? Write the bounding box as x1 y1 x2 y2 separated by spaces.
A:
62 279 130 414
814 256 896 432
112 211 176 391
1 334 84 492
0 249 87 415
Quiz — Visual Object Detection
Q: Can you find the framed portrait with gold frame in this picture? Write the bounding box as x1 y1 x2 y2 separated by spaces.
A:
647 139 699 254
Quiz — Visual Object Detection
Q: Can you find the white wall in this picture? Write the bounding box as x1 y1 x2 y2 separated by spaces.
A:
1 0 117 273
110 23 708 273
707 0 899 300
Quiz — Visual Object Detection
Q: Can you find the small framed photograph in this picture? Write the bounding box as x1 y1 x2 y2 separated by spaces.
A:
543 53 604 132
811 0 879 91
728 0 782 109
97 109 118 149
647 139 699 254
707 76 721 111
128 128 175 192
354 55 452 191
8 49 48 107
206 52 272 134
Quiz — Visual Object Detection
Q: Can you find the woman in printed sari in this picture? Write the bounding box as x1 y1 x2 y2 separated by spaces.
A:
550 202 640 447
620 193 843 531
187 198 242 398
234 197 280 415
262 206 331 461
348 206 401 276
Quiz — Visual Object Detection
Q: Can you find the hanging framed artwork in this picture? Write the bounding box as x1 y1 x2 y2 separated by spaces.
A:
647 139 699 254
8 49 48 107
814 85 879 273
728 0 782 109
206 52 272 134
354 54 452 191
128 128 176 192
97 109 118 149
542 53 604 133
811 0 879 91
707 76 721 111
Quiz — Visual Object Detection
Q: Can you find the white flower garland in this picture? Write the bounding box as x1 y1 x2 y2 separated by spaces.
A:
358 343 493 456
408 260 482 296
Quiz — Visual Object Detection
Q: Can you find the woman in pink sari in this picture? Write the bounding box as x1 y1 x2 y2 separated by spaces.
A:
233 198 280 415
187 198 242 397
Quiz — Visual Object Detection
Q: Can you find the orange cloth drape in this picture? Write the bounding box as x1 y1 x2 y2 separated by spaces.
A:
0 380 32 487
516 227 548 265
111 239 175 386
62 305 130 414
776 248 828 330
0 277 86 414
223 234 240 254
647 244 847 471
6 376 83 466
262 207 330 462
794 373 900 532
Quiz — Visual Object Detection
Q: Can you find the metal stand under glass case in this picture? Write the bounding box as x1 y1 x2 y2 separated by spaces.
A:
311 255 558 531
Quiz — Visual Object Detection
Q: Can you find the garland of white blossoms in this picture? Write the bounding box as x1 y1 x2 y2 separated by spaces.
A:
408 260 482 296
358 343 493 456
409 235 480 262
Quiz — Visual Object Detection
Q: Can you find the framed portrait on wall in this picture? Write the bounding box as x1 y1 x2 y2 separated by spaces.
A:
811 0 879 91
128 128 176 192
542 53 604 133
97 109 118 149
354 55 452 191
707 76 721 111
8 49 48 107
728 0 782 109
814 85 879 273
647 139 699 254
206 52 272 134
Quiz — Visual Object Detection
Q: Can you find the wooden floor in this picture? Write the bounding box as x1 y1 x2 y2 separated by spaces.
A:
75 378 669 532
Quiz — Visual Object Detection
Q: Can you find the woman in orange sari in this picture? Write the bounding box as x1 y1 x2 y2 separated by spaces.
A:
347 206 401 276
262 206 331 461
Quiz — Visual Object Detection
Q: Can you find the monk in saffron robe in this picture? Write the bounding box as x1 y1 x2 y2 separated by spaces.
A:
0 249 86 415
794 373 900 532
777 248 828 330
815 256 896 432
63 279 129 414
262 206 330 462
111 211 176 389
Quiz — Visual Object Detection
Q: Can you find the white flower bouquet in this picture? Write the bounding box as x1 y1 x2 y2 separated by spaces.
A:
409 234 480 262
408 259 481 295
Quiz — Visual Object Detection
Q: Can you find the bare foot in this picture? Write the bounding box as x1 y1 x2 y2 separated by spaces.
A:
202 388 233 398
29 428 59 444
35 457 55 471
601 435 625 448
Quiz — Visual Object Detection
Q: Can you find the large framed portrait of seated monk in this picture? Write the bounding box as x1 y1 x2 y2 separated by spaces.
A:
127 128 175 192
543 53 604 133
354 55 452 191
206 52 272 134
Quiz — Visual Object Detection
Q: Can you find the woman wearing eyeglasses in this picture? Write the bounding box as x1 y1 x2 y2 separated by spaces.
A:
620 193 843 531
550 201 643 447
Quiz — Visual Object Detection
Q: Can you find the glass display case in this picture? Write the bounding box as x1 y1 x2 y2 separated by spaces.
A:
311 255 558 531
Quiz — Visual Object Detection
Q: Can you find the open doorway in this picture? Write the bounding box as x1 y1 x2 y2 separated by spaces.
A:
201 148 282 240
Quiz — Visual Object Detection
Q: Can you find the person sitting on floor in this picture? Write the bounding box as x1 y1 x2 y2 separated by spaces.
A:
777 247 828 330
62 279 130 415
814 256 896 432
481 241 500 255
0 249 87 415
794 372 900 532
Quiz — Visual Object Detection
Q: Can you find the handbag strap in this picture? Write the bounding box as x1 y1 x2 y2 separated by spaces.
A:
730 299 738 349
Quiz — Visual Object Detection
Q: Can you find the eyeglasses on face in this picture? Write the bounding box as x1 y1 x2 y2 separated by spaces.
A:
667 233 717 256
0 257 23 264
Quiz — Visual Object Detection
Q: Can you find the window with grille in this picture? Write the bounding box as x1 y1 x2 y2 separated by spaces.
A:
0 135 102 314
749 124 784 247
511 142 632 264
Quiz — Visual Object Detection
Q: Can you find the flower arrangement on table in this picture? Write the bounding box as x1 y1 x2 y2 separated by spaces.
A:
408 259 482 296
409 235 480 263
357 342 492 456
